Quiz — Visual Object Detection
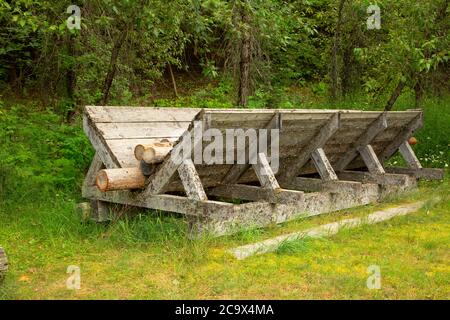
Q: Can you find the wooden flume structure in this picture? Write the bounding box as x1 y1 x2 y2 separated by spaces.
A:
82 106 444 236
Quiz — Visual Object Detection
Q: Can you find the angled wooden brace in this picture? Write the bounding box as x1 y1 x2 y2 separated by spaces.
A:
357 144 385 175
178 159 207 201
335 112 388 172
277 113 340 184
141 115 206 198
221 112 281 185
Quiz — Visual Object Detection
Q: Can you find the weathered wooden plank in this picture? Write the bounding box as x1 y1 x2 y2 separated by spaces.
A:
82 153 105 196
83 115 120 169
337 170 411 186
178 159 208 201
335 113 388 171
85 106 200 123
84 185 230 216
283 177 363 193
253 152 281 190
358 145 385 175
379 113 423 163
277 113 340 183
384 167 444 180
208 184 304 204
221 113 280 185
311 148 338 181
96 122 190 140
90 200 111 222
398 141 422 169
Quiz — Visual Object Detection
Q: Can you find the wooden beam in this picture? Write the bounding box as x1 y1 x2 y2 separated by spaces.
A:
379 113 423 163
178 159 208 201
82 115 120 169
384 167 444 180
82 153 105 197
283 177 363 193
208 184 304 204
83 185 230 216
398 141 422 169
277 113 340 183
221 112 281 185
253 152 281 190
358 145 385 175
337 170 411 186
335 113 387 171
142 119 204 196
311 148 338 181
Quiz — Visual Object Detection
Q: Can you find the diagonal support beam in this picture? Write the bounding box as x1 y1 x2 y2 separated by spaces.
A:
358 145 385 175
178 159 207 201
83 115 120 169
142 117 205 197
277 113 340 183
208 184 304 204
335 113 387 172
311 148 338 181
379 113 423 163
253 152 281 190
222 112 281 185
398 141 422 169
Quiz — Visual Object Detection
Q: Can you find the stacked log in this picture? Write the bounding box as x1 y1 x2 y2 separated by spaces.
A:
0 247 7 279
96 140 175 192
96 167 146 192
134 140 173 164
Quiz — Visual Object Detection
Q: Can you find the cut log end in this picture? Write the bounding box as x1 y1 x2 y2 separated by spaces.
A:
96 168 146 192
134 141 173 163
0 247 8 278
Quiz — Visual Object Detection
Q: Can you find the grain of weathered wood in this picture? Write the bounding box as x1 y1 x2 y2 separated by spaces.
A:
85 106 200 123
84 185 230 216
283 177 362 193
96 122 190 140
83 115 120 169
337 170 412 186
90 200 111 222
82 152 104 196
277 113 340 183
142 118 205 196
208 184 304 204
253 152 281 190
178 159 208 201
384 167 444 180
358 145 385 175
222 113 280 185
335 113 388 171
398 141 422 169
311 148 338 181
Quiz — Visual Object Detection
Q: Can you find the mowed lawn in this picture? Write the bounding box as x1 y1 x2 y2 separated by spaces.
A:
0 177 448 300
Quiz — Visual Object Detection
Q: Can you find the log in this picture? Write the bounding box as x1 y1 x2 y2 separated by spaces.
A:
0 247 7 279
134 140 173 163
96 168 146 192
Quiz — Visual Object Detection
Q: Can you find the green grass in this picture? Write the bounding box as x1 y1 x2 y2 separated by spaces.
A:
0 178 448 299
0 93 449 299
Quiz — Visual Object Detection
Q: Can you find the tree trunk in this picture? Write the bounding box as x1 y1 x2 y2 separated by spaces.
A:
66 34 77 122
414 79 424 109
330 0 346 100
168 64 178 98
0 247 7 279
384 81 405 111
101 30 128 105
237 5 252 107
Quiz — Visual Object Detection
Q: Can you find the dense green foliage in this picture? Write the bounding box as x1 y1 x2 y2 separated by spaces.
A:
0 0 448 110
